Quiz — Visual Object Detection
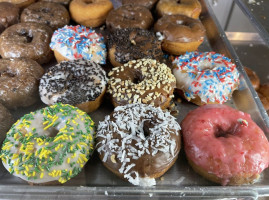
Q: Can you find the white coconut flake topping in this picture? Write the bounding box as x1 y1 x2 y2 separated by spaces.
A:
96 103 181 186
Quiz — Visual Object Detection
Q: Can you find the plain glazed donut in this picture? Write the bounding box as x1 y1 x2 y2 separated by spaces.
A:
108 28 163 67
39 59 107 113
0 103 95 184
21 2 70 30
154 14 206 55
0 22 53 64
172 52 240 105
122 0 158 10
106 4 153 31
181 104 269 185
244 67 260 90
0 2 19 34
0 103 13 142
96 103 181 186
107 59 176 109
156 0 202 19
69 0 113 27
0 58 44 109
50 25 107 64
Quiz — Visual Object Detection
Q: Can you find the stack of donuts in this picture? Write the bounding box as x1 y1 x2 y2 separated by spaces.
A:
0 0 269 188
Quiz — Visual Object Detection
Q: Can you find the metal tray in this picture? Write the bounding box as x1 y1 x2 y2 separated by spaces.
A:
0 0 269 199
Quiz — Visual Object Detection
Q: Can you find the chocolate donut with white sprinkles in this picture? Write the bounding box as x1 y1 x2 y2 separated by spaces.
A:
39 59 107 113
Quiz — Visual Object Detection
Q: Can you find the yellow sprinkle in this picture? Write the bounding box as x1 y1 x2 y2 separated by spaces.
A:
70 145 73 151
80 164 84 168
69 170 72 176
32 171 36 177
69 136 73 141
14 133 19 140
80 142 87 147
67 158 70 164
12 154 19 160
77 144 82 150
25 165 29 172
72 153 76 158
40 172 44 179
24 171 29 177
43 121 49 125
45 142 49 146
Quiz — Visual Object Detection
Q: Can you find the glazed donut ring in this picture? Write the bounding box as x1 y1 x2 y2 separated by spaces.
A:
97 103 181 186
69 0 113 27
21 2 70 30
181 104 269 185
1 103 95 184
172 52 240 105
0 22 53 64
0 2 19 34
107 59 176 109
108 28 163 67
156 0 202 19
39 59 107 113
106 4 153 31
0 103 13 142
0 58 44 109
154 14 206 55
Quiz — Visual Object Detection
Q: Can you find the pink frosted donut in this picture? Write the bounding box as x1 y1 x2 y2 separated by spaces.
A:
181 104 269 185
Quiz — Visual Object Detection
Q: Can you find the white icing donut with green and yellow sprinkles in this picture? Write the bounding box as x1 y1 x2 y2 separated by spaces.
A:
0 103 95 184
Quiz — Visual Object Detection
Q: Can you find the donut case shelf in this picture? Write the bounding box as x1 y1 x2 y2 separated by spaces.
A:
1 0 269 199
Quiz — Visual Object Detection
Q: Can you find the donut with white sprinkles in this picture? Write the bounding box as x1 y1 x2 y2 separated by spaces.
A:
172 51 240 105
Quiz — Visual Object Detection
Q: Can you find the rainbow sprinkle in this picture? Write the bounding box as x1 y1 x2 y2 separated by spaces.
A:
50 25 107 64
0 103 95 184
172 52 240 104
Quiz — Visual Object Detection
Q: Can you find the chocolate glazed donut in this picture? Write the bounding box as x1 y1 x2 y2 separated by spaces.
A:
0 22 53 64
0 58 44 109
108 28 163 67
21 2 70 30
106 4 153 31
0 103 13 142
122 0 158 10
0 2 19 34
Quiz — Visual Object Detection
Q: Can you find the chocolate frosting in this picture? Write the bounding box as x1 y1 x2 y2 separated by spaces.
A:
0 2 19 33
106 4 153 31
154 14 206 43
108 28 163 64
122 0 158 9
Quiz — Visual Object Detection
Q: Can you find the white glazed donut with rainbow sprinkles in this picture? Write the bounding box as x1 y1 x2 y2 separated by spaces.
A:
172 51 240 105
0 103 95 184
50 25 107 64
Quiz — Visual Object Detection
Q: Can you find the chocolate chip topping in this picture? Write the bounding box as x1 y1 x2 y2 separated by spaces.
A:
108 28 163 64
39 59 107 105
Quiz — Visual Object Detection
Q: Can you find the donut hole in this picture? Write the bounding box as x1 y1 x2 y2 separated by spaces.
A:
142 121 152 137
40 8 51 13
123 14 135 21
18 29 33 43
214 125 237 138
0 70 15 77
131 72 144 84
177 0 181 4
47 127 59 138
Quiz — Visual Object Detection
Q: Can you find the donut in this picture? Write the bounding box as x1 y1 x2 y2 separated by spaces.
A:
156 0 202 19
0 103 13 142
0 58 44 109
154 14 206 55
107 59 176 109
108 28 163 67
181 104 269 185
21 2 70 30
39 0 71 6
69 0 113 28
39 59 107 113
106 4 154 31
244 67 260 90
0 103 95 184
0 0 35 8
50 25 107 64
122 0 158 10
258 83 269 112
0 22 53 64
0 2 19 34
172 52 240 105
96 103 181 186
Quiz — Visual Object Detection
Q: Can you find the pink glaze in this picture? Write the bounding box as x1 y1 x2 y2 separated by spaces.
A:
181 104 269 185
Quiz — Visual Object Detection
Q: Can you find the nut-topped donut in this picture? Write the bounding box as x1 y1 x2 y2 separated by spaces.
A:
108 28 163 67
107 59 176 109
0 103 95 184
154 14 206 55
172 52 240 105
0 58 44 109
0 2 19 34
39 59 107 113
21 2 70 30
106 4 153 31
96 103 181 186
0 22 53 64
156 0 202 19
